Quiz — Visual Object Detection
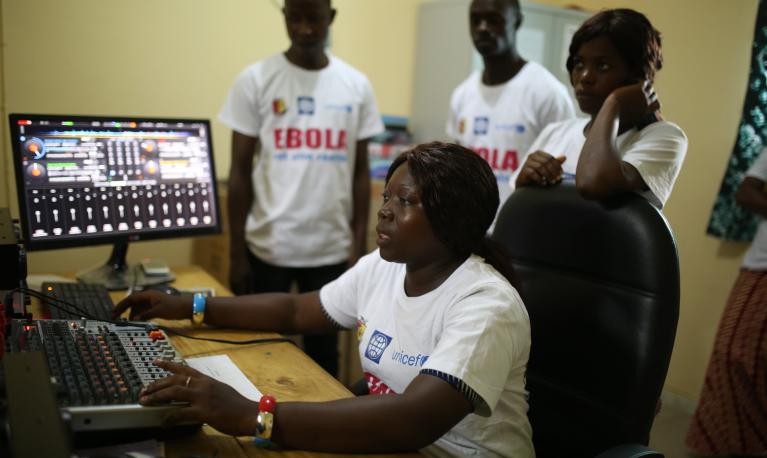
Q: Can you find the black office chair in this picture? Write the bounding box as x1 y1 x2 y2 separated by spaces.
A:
491 182 679 458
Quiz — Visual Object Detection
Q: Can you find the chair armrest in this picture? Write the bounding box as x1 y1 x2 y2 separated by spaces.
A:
594 444 664 458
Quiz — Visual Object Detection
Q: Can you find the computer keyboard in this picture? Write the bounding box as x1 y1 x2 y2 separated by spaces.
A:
41 282 115 321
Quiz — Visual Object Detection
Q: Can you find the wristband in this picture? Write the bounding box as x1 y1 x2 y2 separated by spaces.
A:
191 293 206 326
254 394 277 446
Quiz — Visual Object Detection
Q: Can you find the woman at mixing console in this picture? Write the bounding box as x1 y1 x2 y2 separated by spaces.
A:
113 142 533 457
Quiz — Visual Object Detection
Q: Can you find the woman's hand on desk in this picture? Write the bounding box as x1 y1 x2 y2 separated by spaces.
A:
112 290 191 321
140 360 259 436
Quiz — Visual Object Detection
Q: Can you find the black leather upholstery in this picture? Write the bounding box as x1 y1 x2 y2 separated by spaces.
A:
491 183 679 458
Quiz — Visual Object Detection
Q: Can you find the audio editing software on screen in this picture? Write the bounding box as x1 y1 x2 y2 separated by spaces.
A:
14 118 218 243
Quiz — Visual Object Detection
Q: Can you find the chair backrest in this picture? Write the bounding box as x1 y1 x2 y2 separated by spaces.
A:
491 183 679 458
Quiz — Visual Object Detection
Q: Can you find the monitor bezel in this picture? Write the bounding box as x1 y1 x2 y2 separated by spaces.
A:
9 113 222 251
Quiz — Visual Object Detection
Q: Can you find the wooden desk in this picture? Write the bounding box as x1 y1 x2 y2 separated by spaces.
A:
109 265 420 458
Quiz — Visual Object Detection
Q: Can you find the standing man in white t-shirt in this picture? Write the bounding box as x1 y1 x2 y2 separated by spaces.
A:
447 0 575 211
219 0 384 377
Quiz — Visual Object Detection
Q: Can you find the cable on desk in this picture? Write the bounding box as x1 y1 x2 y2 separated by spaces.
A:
157 326 298 346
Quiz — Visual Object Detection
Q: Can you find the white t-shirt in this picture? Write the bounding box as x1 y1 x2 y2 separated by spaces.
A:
219 53 384 267
446 62 575 207
320 250 533 458
511 117 688 208
743 149 767 269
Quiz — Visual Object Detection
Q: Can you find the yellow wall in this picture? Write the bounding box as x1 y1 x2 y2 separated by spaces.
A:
0 0 761 403
0 0 424 273
0 1 8 210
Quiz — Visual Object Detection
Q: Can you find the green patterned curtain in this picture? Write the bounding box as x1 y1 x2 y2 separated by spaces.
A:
708 0 767 241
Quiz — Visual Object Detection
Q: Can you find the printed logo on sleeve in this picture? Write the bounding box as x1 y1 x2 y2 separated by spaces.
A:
356 316 367 342
473 116 489 135
297 96 315 115
272 98 287 115
364 330 392 364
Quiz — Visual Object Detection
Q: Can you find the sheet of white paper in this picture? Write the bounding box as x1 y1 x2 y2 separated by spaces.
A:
186 354 262 401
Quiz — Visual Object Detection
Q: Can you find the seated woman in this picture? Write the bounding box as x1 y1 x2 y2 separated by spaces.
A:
512 8 687 209
113 142 534 457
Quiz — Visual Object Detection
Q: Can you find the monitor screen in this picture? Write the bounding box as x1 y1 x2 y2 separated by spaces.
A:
9 114 221 251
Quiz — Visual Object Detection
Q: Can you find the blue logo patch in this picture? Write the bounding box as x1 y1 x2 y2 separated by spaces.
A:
473 116 489 135
297 96 315 115
364 330 392 364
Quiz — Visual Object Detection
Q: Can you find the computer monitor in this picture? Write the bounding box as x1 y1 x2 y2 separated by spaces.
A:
8 114 221 290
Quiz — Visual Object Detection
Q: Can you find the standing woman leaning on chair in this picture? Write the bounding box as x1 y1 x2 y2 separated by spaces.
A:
512 8 687 209
113 142 534 457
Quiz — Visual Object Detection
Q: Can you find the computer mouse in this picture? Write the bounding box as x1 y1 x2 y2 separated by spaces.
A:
142 284 181 296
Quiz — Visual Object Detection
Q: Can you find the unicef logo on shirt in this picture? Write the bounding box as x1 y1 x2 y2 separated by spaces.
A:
364 330 393 364
473 116 489 135
495 123 526 134
297 96 315 115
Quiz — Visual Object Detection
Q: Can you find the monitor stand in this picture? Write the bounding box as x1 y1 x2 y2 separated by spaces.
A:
76 242 175 291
